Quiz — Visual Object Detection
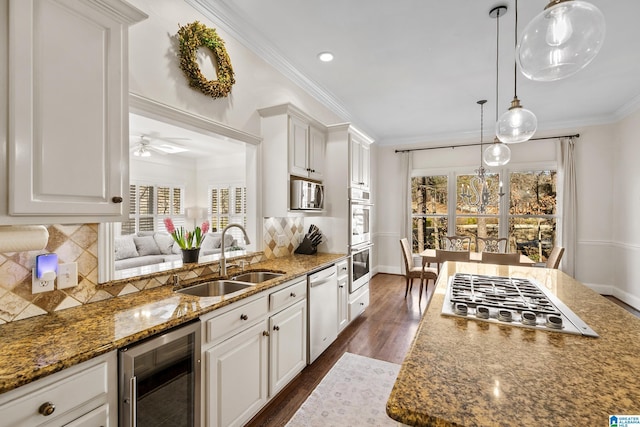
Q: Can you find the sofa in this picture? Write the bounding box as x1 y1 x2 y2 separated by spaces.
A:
114 231 237 271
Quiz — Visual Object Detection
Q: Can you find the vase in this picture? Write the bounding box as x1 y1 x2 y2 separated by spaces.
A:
181 248 200 264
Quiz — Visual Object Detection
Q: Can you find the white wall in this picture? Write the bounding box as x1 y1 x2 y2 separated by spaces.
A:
611 109 640 308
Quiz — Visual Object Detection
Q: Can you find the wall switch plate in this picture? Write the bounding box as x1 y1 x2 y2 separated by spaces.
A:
32 269 55 293
57 262 78 289
277 234 286 247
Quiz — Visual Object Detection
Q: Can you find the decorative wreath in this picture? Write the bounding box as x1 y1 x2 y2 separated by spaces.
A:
176 21 235 98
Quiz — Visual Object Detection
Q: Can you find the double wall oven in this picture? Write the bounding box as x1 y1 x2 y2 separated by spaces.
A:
350 188 372 293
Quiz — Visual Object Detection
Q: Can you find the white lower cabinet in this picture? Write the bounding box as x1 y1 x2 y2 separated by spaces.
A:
336 260 349 332
269 299 307 396
0 351 117 427
349 282 370 321
202 277 310 427
205 320 269 427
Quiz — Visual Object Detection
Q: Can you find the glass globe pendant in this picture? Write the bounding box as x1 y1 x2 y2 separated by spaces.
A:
484 137 511 166
518 0 606 82
496 96 537 143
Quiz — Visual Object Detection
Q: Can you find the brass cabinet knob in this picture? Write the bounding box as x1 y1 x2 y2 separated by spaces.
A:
111 196 123 203
262 331 270 337
39 402 55 416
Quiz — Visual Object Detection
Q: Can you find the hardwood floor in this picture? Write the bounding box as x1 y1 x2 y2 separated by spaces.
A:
246 273 434 427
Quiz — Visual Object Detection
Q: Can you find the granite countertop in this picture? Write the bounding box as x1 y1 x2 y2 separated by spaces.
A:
386 262 640 426
0 253 345 394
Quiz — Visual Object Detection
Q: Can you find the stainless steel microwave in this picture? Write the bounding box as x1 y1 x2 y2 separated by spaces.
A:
290 179 324 210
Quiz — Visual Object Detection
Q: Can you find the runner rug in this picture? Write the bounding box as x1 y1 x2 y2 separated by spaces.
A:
285 352 400 427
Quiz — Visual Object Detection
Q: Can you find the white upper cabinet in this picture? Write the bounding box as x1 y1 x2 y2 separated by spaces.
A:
5 0 146 224
289 115 325 181
350 133 371 190
259 103 327 217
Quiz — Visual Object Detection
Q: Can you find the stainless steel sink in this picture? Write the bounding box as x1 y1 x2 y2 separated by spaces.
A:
231 271 284 284
176 280 253 297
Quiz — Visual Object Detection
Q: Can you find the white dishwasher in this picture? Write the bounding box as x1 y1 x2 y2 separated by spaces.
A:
308 265 338 363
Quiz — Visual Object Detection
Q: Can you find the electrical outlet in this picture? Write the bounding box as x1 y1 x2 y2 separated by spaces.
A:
57 262 78 289
32 269 55 293
277 234 286 247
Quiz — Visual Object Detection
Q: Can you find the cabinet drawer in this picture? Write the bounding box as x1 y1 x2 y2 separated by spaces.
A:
269 279 307 312
349 287 370 321
0 354 112 426
207 297 268 343
336 260 348 279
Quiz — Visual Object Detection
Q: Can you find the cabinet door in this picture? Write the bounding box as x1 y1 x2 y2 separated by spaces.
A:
205 321 269 427
350 136 362 187
308 125 325 180
269 300 307 396
63 404 109 427
360 141 371 189
289 116 310 177
8 0 139 218
338 276 349 332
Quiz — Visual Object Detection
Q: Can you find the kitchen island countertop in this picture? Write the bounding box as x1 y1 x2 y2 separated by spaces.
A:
386 262 640 426
0 252 345 394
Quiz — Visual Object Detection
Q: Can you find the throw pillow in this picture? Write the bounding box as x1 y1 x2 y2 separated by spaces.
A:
201 233 222 250
114 235 139 260
133 235 161 256
154 232 175 255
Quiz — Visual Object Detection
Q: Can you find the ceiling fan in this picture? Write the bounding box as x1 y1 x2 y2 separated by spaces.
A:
130 135 190 157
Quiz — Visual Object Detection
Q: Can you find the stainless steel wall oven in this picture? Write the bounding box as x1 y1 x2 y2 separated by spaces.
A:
119 320 201 427
350 243 372 293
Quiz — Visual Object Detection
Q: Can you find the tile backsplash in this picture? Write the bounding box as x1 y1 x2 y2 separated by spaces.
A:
0 218 304 324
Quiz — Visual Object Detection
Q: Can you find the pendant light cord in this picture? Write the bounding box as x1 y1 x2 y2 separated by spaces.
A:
495 7 501 125
514 0 518 99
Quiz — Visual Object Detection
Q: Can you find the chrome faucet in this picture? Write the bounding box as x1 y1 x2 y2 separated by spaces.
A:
220 224 251 276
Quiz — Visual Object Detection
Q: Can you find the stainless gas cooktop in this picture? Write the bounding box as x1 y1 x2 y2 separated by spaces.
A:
441 273 598 337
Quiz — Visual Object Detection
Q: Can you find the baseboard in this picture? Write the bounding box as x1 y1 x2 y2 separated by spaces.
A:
375 265 402 275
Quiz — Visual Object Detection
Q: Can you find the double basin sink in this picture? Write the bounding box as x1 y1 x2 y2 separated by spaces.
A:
176 271 284 297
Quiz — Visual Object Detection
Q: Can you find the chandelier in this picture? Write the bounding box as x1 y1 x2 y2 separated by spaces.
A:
461 100 502 215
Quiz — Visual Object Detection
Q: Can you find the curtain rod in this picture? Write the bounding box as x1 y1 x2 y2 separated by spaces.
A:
394 133 580 153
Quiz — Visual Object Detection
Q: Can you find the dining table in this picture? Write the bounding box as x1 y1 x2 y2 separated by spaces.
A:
419 248 535 267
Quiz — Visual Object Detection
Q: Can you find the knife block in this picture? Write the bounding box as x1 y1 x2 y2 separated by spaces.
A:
295 236 317 255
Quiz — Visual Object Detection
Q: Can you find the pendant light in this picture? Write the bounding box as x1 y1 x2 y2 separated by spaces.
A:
484 6 511 166
496 0 537 144
518 0 606 82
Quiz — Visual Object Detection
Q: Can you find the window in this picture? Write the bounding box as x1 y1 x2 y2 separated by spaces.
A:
411 168 558 262
509 170 558 262
411 176 448 254
121 183 184 235
210 184 247 244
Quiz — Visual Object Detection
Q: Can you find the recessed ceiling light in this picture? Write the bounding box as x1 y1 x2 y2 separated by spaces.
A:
318 52 334 62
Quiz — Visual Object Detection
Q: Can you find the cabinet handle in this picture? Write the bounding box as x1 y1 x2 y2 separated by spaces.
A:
262 331 270 337
290 292 296 298
360 302 365 306
273 325 280 331
339 285 344 288
240 314 248 320
39 402 56 416
111 196 123 203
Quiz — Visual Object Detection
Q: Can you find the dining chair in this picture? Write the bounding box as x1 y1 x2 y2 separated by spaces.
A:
400 238 437 300
476 236 508 253
444 235 472 251
434 249 471 274
480 252 521 266
545 246 565 269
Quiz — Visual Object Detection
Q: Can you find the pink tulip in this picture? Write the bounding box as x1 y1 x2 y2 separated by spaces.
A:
164 218 175 234
201 221 210 235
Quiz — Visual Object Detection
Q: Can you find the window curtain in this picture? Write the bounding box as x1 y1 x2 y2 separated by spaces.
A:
558 137 576 276
400 151 412 274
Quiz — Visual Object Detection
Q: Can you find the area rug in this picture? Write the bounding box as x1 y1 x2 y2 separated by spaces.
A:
286 352 400 427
